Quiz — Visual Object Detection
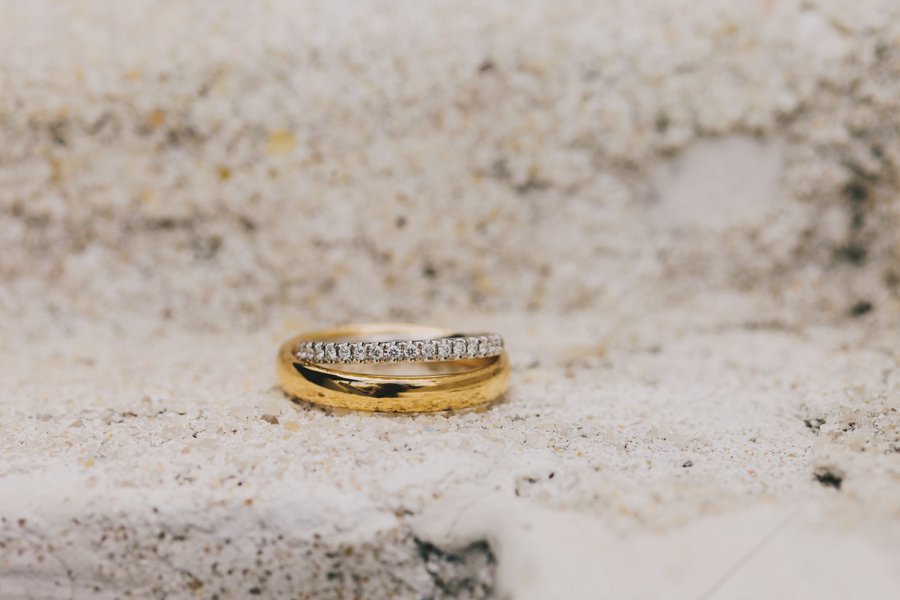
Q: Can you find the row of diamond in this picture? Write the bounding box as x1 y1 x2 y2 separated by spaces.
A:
295 334 504 364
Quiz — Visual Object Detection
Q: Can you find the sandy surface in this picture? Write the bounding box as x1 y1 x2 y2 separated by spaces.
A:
1 0 899 598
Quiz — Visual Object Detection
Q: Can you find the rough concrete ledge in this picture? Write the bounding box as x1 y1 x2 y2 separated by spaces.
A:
1 302 898 597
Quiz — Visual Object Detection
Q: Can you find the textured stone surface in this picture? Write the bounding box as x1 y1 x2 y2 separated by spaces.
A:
2 299 898 598
1 0 899 328
1 0 899 598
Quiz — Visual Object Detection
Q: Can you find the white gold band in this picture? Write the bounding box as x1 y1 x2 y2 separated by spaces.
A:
295 334 504 364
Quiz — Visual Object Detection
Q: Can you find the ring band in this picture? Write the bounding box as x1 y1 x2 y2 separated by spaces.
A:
276 323 510 412
296 334 503 364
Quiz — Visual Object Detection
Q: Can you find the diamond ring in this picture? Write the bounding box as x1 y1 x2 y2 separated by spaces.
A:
276 323 510 412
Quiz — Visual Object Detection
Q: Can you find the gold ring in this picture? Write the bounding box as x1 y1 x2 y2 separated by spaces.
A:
276 323 510 412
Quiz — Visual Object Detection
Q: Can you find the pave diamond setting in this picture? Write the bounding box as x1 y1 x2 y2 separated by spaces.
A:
295 334 504 364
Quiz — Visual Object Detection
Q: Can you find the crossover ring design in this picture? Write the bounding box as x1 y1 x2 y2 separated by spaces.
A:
276 323 510 413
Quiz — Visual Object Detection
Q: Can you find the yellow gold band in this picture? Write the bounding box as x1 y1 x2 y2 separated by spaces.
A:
276 323 510 412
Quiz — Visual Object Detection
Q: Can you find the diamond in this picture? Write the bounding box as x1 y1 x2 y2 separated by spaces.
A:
337 343 351 361
368 342 384 362
386 342 403 362
422 340 437 360
477 336 489 356
406 341 422 360
325 342 337 362
313 342 325 362
438 338 452 360
491 335 503 354
351 342 367 362
453 338 467 359
466 337 479 358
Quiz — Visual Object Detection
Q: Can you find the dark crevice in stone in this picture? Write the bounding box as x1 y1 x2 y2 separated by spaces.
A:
49 119 69 146
422 262 438 279
835 168 877 268
813 467 844 490
834 243 867 265
803 417 826 434
413 537 496 599
849 301 873 317
512 179 550 195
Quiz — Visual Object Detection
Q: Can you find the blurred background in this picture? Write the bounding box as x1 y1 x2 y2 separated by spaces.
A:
1 0 897 333
1 1 899 598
